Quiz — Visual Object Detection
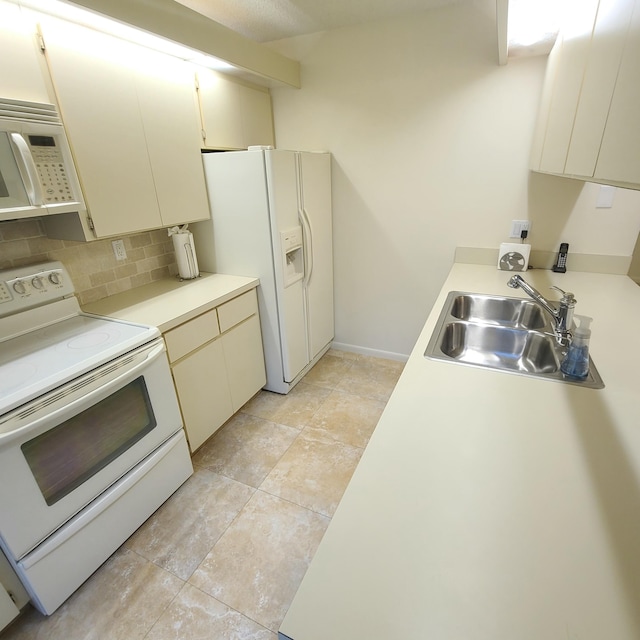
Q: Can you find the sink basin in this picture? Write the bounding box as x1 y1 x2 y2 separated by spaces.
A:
439 322 559 374
449 293 552 330
425 291 604 388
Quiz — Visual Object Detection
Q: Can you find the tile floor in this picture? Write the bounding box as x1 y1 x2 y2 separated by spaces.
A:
1 350 404 640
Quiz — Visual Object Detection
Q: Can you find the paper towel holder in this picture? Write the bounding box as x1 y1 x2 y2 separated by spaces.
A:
168 225 200 280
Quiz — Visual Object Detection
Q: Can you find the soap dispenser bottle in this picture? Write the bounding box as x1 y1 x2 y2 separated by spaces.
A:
561 315 592 379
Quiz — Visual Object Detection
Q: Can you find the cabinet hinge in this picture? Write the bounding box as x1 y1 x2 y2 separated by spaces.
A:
201 129 206 142
38 33 46 52
87 215 95 231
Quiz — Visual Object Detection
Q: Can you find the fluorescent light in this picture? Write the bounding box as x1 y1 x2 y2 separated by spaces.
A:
18 0 237 71
507 0 562 56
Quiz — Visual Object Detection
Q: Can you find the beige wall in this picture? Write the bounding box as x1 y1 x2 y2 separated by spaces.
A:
269 0 640 358
0 219 178 307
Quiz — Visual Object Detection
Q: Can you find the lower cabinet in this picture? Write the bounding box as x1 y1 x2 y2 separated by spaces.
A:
164 289 266 452
171 339 233 452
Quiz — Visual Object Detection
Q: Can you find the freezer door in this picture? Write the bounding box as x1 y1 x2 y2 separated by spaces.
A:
266 150 309 382
298 152 334 359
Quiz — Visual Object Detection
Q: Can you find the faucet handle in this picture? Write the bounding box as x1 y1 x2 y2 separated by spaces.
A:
550 286 576 304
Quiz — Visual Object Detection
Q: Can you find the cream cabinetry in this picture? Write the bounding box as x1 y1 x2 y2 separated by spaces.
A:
531 0 640 189
0 585 18 633
164 289 266 452
595 1 640 183
38 17 210 240
0 2 50 103
196 68 275 150
0 550 28 632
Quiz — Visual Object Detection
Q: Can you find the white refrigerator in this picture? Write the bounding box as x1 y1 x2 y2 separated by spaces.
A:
192 149 334 394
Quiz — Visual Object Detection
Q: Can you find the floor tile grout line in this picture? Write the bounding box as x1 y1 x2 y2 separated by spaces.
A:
140 576 188 640
4 353 401 639
254 483 338 521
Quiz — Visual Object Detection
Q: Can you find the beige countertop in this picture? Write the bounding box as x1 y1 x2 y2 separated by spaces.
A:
280 264 640 640
82 273 259 332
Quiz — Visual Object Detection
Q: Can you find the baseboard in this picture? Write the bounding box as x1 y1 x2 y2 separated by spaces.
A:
331 342 409 363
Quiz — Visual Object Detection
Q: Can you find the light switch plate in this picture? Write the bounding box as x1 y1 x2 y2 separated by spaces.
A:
596 185 616 208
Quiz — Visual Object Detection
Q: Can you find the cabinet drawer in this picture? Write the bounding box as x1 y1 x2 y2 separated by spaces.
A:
164 309 220 363
218 289 258 333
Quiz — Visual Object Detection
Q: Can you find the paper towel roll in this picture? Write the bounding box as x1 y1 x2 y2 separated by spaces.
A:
172 230 200 279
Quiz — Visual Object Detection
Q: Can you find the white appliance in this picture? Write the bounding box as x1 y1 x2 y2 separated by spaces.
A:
0 261 193 615
0 97 85 221
193 149 334 394
498 242 531 271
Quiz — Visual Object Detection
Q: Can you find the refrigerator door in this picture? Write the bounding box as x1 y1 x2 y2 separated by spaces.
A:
194 151 285 390
298 152 334 359
265 150 309 382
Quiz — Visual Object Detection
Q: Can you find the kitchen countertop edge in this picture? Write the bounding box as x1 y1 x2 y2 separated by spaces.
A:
82 272 260 332
279 263 640 640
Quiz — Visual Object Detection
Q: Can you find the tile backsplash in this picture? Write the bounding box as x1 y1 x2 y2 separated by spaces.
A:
0 219 178 307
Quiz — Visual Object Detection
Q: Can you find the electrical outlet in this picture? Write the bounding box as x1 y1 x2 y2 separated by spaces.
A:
510 220 531 239
112 239 127 261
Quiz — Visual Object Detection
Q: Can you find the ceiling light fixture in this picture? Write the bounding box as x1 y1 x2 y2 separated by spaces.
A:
507 0 580 57
17 0 236 71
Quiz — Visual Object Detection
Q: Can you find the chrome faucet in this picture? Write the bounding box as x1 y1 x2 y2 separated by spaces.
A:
507 274 576 345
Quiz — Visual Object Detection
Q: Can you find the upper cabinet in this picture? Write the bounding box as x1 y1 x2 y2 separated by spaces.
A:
37 16 210 240
531 0 640 189
0 2 277 239
0 2 50 103
196 68 275 150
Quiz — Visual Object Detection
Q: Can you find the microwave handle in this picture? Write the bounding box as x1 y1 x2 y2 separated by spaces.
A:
9 133 44 206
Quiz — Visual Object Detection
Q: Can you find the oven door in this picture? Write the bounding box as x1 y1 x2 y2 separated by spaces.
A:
0 338 183 560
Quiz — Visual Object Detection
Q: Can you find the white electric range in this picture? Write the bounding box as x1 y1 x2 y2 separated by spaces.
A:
0 261 192 615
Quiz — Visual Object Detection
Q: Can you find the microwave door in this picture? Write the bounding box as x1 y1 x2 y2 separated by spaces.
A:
0 132 34 210
9 133 44 206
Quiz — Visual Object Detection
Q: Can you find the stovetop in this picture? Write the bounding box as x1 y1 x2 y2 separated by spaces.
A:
0 261 159 415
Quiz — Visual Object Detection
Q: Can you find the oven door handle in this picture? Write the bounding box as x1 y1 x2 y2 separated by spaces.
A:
0 340 166 443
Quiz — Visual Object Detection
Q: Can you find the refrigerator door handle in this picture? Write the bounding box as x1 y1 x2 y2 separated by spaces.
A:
299 207 314 286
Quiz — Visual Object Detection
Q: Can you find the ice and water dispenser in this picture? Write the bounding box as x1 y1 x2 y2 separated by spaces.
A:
281 227 304 287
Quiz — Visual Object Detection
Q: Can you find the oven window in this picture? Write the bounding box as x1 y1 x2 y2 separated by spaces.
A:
21 377 157 506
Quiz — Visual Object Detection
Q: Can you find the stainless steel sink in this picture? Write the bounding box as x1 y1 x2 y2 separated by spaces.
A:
448 293 552 331
425 291 604 388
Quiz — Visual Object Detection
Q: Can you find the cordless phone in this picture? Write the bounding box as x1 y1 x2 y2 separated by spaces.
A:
552 242 569 273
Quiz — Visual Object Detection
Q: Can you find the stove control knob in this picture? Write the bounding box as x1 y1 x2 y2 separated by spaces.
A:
12 280 26 295
48 271 62 285
32 276 44 290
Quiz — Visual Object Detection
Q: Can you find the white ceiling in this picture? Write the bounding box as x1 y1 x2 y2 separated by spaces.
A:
175 0 468 43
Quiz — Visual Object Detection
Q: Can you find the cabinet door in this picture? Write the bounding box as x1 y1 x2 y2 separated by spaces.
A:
565 0 636 176
172 338 233 452
197 70 245 149
137 57 211 226
197 68 275 149
595 0 640 184
222 314 266 412
40 18 162 237
0 584 19 634
537 0 600 175
0 2 50 103
240 85 275 148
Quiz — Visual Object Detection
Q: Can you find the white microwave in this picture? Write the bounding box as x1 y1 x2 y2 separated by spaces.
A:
0 97 85 222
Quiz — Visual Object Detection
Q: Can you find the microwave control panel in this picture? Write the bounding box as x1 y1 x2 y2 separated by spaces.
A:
27 135 75 203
